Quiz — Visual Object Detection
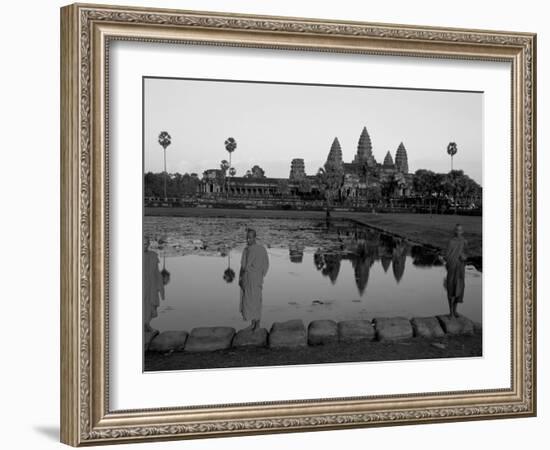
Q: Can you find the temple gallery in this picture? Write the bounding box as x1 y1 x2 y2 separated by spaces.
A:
199 126 413 199
145 124 481 213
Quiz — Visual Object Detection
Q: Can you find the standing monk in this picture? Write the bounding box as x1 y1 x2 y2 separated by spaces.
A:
143 237 165 332
444 224 468 318
239 229 269 331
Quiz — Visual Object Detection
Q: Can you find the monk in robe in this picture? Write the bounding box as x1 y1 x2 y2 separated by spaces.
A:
143 237 165 332
444 224 468 318
239 229 269 331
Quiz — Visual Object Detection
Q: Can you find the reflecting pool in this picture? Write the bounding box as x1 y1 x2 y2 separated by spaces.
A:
144 216 482 332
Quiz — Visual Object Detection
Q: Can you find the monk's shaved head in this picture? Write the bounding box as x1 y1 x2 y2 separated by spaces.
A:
246 228 257 246
454 224 464 236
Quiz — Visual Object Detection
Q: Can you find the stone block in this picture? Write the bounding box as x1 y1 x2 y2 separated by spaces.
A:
431 342 447 350
374 317 413 341
411 317 445 338
337 320 375 343
232 328 268 347
185 327 235 352
149 330 188 352
308 320 338 345
437 315 475 336
268 320 307 348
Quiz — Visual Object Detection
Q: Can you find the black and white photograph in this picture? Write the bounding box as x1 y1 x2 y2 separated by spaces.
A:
2 0 544 447
142 77 483 371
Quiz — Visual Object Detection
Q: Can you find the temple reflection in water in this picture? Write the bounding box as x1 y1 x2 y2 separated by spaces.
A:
310 223 442 295
155 221 446 297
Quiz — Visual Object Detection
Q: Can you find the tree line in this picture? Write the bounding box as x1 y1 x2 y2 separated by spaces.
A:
144 168 481 210
144 172 200 198
412 169 482 210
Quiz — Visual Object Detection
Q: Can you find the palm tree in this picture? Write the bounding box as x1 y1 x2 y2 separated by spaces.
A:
224 137 237 173
220 159 230 174
220 160 230 196
158 131 172 200
447 142 458 171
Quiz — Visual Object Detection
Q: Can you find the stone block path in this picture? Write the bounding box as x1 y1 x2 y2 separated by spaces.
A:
411 317 446 339
374 317 413 341
269 320 307 348
232 328 268 347
149 330 188 352
338 320 375 343
308 320 338 345
145 315 481 354
437 315 475 336
185 326 236 352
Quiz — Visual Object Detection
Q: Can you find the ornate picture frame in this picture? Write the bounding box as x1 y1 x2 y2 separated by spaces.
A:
60 3 536 446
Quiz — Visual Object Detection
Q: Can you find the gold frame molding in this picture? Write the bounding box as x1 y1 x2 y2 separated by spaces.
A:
60 3 536 446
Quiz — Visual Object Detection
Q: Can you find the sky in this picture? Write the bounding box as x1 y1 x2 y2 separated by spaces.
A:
144 77 483 185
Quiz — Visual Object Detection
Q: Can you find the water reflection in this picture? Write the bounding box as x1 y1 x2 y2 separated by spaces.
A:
351 251 374 296
313 250 342 284
322 253 342 284
160 255 171 285
411 245 444 267
149 222 453 302
309 224 442 295
392 239 407 283
144 217 482 333
223 267 236 283
223 252 236 283
380 255 391 273
289 243 304 263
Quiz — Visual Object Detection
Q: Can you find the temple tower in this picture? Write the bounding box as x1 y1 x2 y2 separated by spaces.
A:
395 142 409 173
289 158 306 180
326 137 343 169
353 126 376 167
383 151 394 167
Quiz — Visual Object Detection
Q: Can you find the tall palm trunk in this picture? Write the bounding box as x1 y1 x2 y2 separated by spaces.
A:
163 148 167 201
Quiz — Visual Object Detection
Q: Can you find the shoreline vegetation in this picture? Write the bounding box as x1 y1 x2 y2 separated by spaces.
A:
145 331 482 371
145 207 482 261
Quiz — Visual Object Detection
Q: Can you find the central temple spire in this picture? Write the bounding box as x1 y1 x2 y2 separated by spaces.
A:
326 137 343 169
383 151 394 166
353 126 376 166
395 142 409 173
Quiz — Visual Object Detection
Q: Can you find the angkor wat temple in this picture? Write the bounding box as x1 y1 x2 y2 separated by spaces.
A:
198 126 413 201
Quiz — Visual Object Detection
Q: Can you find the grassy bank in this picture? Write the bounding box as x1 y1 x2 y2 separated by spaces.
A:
348 213 482 260
144 332 482 371
145 207 482 258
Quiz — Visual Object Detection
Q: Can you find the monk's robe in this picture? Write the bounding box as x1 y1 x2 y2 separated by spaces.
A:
239 243 269 321
143 250 165 329
445 236 467 303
